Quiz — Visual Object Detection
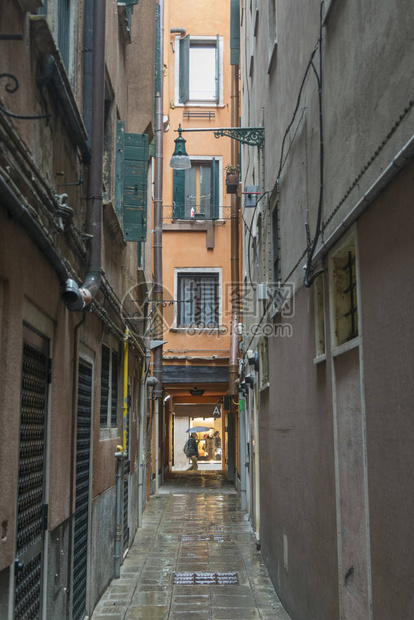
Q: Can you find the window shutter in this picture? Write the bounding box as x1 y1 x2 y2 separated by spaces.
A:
211 159 220 219
179 35 190 103
230 0 240 65
173 170 186 219
215 35 220 101
58 0 70 70
115 120 125 221
123 132 149 241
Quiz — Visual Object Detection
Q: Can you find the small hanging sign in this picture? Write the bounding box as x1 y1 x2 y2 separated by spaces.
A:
212 405 221 418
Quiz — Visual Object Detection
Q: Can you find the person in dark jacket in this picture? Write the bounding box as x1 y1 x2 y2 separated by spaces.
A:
187 433 199 470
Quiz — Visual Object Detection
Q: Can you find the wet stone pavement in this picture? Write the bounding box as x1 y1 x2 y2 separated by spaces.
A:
91 471 292 620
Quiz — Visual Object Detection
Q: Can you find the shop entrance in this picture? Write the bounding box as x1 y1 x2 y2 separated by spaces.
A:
172 414 224 471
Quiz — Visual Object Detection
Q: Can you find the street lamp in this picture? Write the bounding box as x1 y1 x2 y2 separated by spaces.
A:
169 124 191 169
169 124 265 170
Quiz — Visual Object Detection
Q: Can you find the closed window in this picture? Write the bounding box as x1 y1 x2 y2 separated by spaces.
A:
330 239 359 347
173 158 220 220
177 273 220 328
100 345 119 428
177 36 222 105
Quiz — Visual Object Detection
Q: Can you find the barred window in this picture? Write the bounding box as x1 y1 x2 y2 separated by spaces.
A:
100 345 119 427
177 273 219 328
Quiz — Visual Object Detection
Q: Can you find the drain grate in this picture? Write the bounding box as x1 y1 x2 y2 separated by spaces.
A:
181 534 231 542
173 571 239 585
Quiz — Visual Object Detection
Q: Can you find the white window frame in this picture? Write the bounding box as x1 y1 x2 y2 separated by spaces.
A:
173 267 223 330
100 334 120 438
174 35 224 107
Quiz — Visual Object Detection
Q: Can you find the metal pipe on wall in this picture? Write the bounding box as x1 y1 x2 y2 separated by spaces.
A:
137 363 146 527
152 0 165 488
63 0 106 311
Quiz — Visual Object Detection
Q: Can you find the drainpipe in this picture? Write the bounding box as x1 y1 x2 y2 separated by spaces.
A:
170 28 186 37
62 0 106 311
239 392 247 511
137 362 146 527
153 0 165 489
114 329 129 577
114 447 124 579
229 65 240 396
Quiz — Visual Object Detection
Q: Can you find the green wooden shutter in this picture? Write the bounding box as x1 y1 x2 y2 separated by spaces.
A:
115 120 125 221
179 35 190 103
215 35 220 101
173 170 186 219
123 132 149 241
211 159 219 219
230 0 240 65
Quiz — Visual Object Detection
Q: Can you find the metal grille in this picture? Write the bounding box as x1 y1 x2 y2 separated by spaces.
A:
17 342 47 553
73 362 92 620
15 336 48 619
342 251 358 340
111 352 118 427
181 534 231 542
15 554 42 620
173 572 239 585
100 345 110 426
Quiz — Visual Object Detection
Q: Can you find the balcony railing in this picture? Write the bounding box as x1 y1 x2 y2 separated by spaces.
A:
163 205 231 223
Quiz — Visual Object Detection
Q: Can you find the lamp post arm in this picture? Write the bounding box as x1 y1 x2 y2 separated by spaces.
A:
175 126 265 149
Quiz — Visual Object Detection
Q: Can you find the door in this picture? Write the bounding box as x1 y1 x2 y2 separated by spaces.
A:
14 326 50 619
72 361 93 620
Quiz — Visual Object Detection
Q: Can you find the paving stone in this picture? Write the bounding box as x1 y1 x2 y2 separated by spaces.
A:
91 472 292 620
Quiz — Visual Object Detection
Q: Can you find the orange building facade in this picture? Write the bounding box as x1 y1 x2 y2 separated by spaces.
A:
160 0 234 473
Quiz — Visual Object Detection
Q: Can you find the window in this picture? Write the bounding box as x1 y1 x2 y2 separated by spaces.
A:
100 344 119 427
330 238 359 348
173 158 220 220
176 36 222 105
267 0 277 71
176 272 220 328
314 274 326 358
259 338 269 388
272 205 280 284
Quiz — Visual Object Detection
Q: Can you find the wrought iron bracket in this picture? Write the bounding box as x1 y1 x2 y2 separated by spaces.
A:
176 126 265 149
0 73 50 120
213 127 265 149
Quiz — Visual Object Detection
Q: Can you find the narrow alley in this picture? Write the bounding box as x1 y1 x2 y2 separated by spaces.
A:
91 472 292 620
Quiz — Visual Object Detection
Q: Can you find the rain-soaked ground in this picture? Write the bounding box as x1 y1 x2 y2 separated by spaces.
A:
91 471 292 620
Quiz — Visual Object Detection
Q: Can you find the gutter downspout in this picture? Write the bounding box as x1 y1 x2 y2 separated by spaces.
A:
63 0 106 311
229 65 240 397
114 329 129 577
227 65 240 482
138 362 146 527
153 0 165 489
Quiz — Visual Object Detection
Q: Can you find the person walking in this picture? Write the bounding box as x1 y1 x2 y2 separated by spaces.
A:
187 433 199 470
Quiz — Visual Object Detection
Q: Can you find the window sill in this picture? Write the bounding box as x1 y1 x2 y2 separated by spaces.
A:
259 382 270 392
313 353 327 365
174 102 225 109
170 327 223 333
332 336 361 358
99 427 119 441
